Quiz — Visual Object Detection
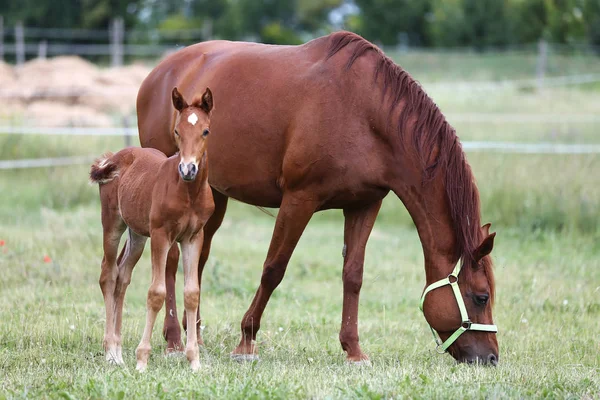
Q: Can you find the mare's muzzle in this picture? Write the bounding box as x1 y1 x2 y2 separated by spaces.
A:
178 161 198 181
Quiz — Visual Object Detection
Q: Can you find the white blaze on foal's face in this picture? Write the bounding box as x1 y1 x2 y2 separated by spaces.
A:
188 113 198 126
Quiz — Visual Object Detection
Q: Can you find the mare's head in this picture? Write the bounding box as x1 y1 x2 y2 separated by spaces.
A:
423 223 498 365
171 87 213 181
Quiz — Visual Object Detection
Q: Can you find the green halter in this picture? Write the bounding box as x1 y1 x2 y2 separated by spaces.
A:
419 261 498 353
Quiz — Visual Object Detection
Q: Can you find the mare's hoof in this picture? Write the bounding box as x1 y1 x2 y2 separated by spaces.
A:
164 349 185 358
346 359 372 367
230 353 260 363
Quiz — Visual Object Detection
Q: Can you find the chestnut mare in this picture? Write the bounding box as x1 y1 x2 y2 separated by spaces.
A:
136 31 499 364
91 88 215 371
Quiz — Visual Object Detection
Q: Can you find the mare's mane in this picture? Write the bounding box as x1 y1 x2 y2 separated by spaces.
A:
325 31 494 297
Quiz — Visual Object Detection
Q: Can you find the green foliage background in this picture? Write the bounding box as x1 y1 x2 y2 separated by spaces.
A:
1 0 599 47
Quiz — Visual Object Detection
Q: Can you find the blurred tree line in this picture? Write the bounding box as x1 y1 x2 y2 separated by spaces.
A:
1 0 598 48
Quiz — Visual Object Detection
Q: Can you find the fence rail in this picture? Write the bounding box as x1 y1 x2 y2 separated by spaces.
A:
1 141 599 170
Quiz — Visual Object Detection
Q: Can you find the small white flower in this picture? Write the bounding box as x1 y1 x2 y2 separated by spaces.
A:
278 327 284 332
521 318 528 324
200 325 205 331
41 359 46 364
563 299 569 306
69 324 75 330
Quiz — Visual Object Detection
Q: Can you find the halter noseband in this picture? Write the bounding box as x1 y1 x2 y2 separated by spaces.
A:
419 261 497 353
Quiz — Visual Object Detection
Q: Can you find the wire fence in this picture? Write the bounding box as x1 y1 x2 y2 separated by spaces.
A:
1 129 599 170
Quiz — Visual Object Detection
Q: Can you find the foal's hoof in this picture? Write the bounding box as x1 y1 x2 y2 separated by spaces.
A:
105 352 124 366
230 353 260 363
190 360 201 372
135 362 147 373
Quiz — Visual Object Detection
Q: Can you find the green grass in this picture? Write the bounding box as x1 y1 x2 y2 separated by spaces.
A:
0 162 599 399
388 47 600 82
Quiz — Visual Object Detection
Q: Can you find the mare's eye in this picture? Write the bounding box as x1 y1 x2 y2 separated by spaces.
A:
174 130 180 137
474 294 489 306
202 129 210 137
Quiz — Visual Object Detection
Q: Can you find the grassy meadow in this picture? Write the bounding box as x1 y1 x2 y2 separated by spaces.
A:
1 49 600 399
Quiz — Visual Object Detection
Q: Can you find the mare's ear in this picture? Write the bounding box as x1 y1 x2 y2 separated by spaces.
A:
481 223 492 237
172 87 188 112
196 87 213 114
474 232 496 261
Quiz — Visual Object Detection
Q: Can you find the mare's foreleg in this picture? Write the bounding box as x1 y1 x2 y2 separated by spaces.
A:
339 201 382 363
231 192 318 360
181 232 204 371
163 243 183 352
136 230 169 372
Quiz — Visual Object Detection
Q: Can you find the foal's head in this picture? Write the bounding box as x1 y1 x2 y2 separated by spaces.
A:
171 87 213 181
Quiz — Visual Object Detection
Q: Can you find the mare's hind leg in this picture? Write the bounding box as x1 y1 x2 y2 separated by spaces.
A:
136 230 170 372
112 229 147 364
163 243 183 352
339 200 382 363
232 191 318 359
99 209 126 364
183 189 229 345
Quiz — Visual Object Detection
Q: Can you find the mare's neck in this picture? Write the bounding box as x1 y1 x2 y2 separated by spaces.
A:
374 106 461 285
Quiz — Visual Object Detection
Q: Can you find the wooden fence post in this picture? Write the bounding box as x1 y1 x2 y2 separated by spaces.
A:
15 21 25 65
0 16 4 61
38 40 47 59
110 17 124 67
122 115 131 147
536 39 548 90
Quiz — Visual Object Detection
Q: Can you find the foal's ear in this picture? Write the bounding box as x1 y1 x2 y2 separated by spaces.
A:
196 87 213 114
474 232 496 261
172 87 188 112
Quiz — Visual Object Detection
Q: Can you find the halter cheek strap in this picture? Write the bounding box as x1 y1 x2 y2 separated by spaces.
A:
419 262 498 353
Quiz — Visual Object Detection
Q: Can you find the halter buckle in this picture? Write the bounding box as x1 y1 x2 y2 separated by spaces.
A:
461 320 472 330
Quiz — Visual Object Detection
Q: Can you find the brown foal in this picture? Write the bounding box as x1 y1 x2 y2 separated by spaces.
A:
90 87 214 371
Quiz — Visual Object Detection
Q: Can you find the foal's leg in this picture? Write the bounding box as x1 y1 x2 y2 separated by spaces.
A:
339 201 382 363
99 213 126 364
112 229 147 364
183 189 229 345
181 232 204 371
136 231 170 372
163 243 183 352
232 192 318 359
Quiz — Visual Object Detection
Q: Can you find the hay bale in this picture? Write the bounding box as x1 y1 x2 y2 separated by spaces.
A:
15 56 100 100
0 62 16 86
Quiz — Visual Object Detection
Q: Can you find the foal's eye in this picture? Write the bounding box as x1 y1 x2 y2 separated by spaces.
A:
474 294 489 306
202 129 209 137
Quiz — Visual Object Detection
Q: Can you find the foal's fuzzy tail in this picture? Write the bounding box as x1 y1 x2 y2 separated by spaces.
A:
89 153 119 184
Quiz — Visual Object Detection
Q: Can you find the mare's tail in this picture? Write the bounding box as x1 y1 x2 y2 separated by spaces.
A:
89 152 120 184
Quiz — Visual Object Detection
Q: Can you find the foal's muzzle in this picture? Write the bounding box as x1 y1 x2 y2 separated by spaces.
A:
178 161 198 181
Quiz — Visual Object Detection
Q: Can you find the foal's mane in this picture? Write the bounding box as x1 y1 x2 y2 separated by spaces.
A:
326 31 493 293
